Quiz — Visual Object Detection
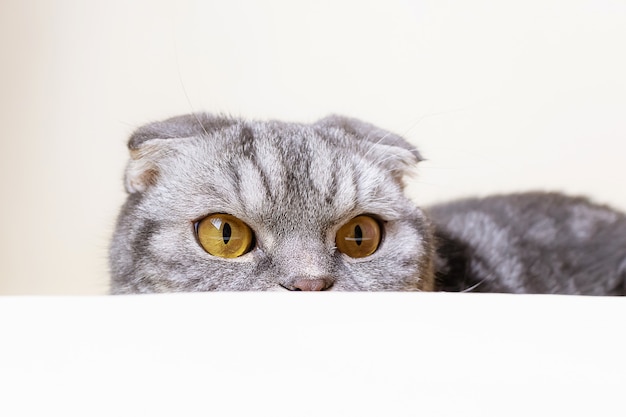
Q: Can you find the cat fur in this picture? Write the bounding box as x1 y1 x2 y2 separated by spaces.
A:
110 114 626 295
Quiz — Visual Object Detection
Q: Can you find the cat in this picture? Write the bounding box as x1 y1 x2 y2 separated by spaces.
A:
109 113 626 295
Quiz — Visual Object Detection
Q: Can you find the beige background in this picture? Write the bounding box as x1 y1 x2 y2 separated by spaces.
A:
1 0 625 294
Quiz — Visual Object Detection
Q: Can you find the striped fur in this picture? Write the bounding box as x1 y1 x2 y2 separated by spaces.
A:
110 114 626 295
110 114 435 293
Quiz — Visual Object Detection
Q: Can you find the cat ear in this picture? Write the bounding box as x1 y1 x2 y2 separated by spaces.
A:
315 115 423 185
124 113 235 193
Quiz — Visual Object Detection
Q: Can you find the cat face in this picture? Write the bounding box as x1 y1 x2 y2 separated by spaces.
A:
109 114 435 292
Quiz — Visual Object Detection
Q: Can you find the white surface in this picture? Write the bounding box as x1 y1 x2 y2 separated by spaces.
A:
1 292 624 416
1 0 626 294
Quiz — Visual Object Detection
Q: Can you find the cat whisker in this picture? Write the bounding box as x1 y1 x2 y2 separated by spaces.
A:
361 131 394 160
365 108 470 169
173 41 210 139
371 153 407 169
461 280 484 293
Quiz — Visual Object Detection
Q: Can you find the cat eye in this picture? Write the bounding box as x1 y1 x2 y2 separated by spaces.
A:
335 215 382 258
196 214 254 258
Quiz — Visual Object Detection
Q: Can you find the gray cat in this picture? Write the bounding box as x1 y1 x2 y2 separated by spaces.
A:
109 113 626 295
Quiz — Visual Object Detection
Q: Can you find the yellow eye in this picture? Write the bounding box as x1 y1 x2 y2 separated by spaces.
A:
335 215 382 258
196 214 254 258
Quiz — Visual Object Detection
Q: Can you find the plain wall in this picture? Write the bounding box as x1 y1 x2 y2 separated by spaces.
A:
1 0 625 294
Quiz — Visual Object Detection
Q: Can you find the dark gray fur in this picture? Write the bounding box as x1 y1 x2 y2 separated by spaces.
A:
431 193 626 295
110 113 626 295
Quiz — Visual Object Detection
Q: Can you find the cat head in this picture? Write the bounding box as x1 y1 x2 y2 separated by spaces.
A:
109 113 435 292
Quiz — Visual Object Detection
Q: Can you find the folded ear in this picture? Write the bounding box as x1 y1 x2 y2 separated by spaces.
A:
124 113 235 193
315 115 423 186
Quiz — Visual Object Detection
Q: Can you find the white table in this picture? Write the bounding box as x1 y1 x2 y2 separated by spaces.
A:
1 292 623 416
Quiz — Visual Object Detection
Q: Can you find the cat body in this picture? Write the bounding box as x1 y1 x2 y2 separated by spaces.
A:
431 193 626 295
110 114 626 295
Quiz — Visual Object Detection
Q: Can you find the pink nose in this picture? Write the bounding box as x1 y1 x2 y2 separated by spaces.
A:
292 277 333 291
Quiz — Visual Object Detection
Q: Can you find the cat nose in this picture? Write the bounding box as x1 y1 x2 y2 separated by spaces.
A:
290 276 334 291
